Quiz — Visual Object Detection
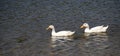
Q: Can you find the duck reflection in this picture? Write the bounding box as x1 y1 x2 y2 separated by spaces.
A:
51 36 73 42
80 33 110 54
84 33 108 49
84 32 107 36
50 36 74 48
50 36 75 55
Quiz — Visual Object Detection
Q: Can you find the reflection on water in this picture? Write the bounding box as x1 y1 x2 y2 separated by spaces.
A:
83 33 109 49
50 33 110 56
51 36 73 42
50 36 73 47
79 33 110 56
84 33 108 37
50 36 76 55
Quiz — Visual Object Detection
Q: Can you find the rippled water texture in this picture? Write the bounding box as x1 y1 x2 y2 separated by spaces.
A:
0 0 120 56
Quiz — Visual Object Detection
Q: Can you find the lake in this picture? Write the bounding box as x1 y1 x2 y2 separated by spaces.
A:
0 0 120 56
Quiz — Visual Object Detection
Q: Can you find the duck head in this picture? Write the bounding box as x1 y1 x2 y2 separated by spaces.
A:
46 25 54 30
80 23 89 28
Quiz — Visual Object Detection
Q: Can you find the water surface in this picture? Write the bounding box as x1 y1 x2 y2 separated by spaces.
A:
0 0 120 56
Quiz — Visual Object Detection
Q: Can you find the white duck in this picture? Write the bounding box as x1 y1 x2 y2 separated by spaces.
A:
80 23 109 33
46 25 75 36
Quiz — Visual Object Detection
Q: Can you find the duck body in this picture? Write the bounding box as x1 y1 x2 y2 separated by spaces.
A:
51 31 75 37
47 25 75 37
80 23 109 33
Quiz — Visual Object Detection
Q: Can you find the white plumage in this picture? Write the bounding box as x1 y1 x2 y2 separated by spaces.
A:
80 23 109 33
47 25 75 36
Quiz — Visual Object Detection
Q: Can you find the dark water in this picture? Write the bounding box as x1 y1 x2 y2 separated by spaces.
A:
0 0 120 56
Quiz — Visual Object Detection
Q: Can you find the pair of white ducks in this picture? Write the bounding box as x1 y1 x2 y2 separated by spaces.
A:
46 23 109 37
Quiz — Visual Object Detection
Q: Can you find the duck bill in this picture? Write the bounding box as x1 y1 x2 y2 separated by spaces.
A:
46 27 50 30
80 26 84 28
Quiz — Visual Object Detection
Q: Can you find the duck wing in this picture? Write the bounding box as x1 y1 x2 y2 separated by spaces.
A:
57 31 74 34
90 25 104 31
56 31 75 36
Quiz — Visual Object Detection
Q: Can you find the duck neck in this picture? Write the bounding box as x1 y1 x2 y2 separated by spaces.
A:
51 27 56 35
85 26 90 32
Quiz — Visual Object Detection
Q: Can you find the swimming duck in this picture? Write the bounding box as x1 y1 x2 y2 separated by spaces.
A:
80 23 109 33
46 25 75 36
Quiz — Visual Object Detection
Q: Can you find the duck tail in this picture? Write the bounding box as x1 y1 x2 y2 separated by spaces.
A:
71 31 75 34
103 25 109 32
105 25 109 29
